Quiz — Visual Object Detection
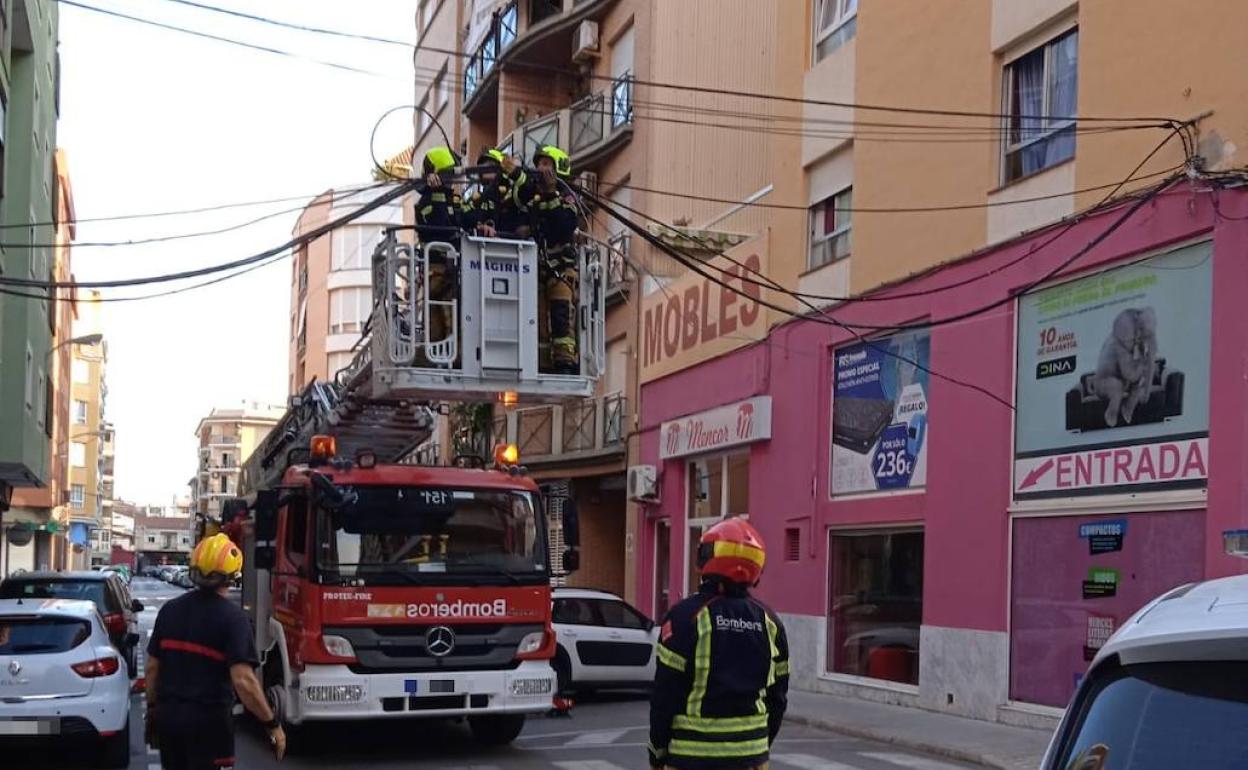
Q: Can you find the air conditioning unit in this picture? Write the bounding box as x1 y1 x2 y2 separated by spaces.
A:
572 20 600 62
577 171 599 199
627 464 658 503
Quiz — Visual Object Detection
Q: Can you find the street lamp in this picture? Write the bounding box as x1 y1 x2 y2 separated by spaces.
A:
48 333 103 359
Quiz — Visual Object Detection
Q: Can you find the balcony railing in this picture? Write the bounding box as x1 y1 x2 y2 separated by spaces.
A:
502 393 626 462
606 232 630 295
463 1 518 103
501 74 634 172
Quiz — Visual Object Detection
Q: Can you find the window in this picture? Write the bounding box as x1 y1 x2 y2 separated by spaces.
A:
327 351 354 377
1002 29 1078 183
418 0 436 36
72 357 89 383
285 498 309 568
180 536 190 546
73 399 87 424
813 0 857 62
69 442 86 467
221 452 232 468
809 186 852 268
685 452 750 593
24 345 34 410
147 535 156 545
553 598 596 625
70 484 84 508
594 600 650 630
827 530 923 684
329 287 371 335
219 476 229 494
331 227 380 271
785 528 801 561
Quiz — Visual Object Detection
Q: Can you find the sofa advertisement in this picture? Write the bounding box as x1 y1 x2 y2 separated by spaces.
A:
831 331 930 496
1013 242 1212 499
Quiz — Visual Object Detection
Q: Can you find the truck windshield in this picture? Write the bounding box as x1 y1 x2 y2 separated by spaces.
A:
1055 660 1248 769
316 486 546 580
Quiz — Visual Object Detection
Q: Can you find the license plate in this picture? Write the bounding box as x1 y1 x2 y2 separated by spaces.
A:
0 718 59 735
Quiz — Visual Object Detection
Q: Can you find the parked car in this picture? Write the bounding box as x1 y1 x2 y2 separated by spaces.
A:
173 569 193 589
0 571 143 679
156 565 177 582
551 587 658 693
0 598 133 768
1040 574 1248 769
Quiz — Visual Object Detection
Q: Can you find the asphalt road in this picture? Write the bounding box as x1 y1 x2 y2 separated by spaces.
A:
8 578 981 770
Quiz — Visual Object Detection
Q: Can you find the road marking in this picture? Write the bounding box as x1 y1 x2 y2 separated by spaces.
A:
563 728 632 747
771 753 861 770
517 725 646 741
554 761 631 770
149 763 162 770
859 753 967 770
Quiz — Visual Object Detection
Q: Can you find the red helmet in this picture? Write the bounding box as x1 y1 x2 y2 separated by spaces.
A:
697 518 766 585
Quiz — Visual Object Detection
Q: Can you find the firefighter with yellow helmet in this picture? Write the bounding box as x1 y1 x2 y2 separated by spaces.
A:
145 533 286 768
415 146 463 364
462 147 526 238
517 144 582 374
648 518 790 770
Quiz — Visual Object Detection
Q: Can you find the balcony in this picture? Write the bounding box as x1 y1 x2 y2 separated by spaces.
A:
497 73 634 172
605 231 631 302
463 0 618 118
498 392 626 466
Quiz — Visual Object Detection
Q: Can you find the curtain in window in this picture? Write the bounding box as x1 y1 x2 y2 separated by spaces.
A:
1013 50 1047 176
1045 32 1078 167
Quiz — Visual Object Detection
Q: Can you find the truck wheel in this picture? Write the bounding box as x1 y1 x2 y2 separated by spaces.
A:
468 714 526 746
97 718 130 769
266 684 306 755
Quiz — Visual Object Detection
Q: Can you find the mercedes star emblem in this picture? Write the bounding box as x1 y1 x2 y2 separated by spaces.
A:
425 625 456 657
8 659 20 676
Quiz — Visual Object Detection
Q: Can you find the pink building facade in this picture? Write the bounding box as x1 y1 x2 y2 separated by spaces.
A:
634 183 1248 724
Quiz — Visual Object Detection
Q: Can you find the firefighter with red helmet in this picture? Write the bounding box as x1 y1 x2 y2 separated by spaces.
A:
648 518 790 770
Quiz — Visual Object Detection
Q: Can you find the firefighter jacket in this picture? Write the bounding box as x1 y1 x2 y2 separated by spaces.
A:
648 582 790 770
415 185 462 230
462 168 526 235
516 179 579 251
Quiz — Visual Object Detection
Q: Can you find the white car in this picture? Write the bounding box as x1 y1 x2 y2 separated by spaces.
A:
0 598 132 768
551 588 658 693
1040 574 1248 770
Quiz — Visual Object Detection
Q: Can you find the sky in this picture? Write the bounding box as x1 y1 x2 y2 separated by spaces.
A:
57 0 419 505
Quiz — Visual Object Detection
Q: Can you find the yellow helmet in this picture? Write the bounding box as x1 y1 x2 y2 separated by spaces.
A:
477 147 506 166
422 146 459 175
190 533 243 587
533 145 572 178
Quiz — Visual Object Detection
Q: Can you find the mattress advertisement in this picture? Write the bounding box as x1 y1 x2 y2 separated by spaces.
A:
1014 242 1213 499
830 331 930 496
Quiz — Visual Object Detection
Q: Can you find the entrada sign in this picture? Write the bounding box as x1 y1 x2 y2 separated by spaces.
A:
659 397 772 460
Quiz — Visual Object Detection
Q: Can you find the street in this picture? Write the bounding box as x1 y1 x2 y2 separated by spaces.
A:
7 577 979 770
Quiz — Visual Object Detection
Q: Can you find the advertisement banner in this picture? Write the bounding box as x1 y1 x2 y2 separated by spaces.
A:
660 396 772 460
830 331 930 495
1014 242 1213 499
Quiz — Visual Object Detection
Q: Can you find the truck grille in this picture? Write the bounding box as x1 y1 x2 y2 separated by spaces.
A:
325 623 542 674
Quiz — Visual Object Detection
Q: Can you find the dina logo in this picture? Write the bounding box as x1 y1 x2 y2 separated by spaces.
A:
736 402 755 440
666 423 682 455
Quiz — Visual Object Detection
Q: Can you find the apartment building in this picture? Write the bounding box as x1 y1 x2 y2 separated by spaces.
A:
192 403 283 526
64 298 108 571
135 508 194 570
3 150 77 576
0 0 64 575
288 189 405 393
634 0 1248 729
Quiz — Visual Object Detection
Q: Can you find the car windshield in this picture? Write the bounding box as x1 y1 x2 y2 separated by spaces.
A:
0 580 108 611
1056 661 1248 769
316 486 546 580
0 617 91 655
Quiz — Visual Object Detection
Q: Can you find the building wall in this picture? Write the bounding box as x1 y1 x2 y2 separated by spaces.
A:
637 185 1248 723
0 0 60 495
193 406 282 522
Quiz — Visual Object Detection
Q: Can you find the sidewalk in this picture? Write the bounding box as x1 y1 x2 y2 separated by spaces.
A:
784 689 1053 770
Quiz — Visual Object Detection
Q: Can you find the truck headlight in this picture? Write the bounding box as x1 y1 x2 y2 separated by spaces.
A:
516 631 545 656
511 678 552 696
322 635 356 659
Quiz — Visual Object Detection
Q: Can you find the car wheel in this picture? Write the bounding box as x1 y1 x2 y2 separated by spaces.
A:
553 647 574 696
97 718 131 769
467 714 526 746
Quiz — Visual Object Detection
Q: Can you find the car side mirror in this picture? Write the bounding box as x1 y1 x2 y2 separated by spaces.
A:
131 600 144 613
562 547 580 573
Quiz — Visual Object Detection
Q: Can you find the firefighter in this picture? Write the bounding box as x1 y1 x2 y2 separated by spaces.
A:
648 518 790 770
462 147 526 238
145 533 286 769
415 146 462 365
517 144 581 374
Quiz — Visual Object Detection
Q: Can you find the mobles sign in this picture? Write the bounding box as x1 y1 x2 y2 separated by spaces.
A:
660 397 773 460
640 234 769 383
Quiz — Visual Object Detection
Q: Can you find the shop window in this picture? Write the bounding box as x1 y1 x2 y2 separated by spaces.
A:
827 529 923 684
685 451 750 593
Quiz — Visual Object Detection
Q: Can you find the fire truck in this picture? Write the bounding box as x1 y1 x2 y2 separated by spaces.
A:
220 228 605 745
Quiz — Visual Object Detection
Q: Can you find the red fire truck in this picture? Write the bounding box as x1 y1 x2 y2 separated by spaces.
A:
220 229 602 744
